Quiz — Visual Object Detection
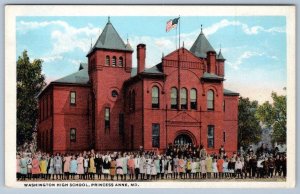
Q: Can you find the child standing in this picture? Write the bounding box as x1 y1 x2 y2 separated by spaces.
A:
69 155 77 180
212 158 218 179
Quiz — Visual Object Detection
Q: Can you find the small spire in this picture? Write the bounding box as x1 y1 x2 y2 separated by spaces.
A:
162 52 164 58
183 41 185 48
200 24 203 34
90 37 93 49
108 16 111 23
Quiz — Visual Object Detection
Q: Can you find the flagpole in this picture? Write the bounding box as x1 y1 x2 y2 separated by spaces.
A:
178 15 180 49
177 15 181 110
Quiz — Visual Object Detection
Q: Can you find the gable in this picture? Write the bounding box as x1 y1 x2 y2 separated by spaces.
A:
164 48 203 63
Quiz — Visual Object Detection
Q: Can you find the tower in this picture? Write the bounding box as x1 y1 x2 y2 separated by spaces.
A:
86 18 133 151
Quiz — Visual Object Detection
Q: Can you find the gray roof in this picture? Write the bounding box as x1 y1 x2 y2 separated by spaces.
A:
53 63 89 84
131 64 163 77
87 20 133 55
190 29 215 58
201 72 224 81
217 49 225 60
224 88 239 96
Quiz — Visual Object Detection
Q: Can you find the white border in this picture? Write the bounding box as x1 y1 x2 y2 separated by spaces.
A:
5 5 296 188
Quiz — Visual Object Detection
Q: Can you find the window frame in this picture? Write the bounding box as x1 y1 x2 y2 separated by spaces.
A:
112 56 116 66
104 107 110 133
70 91 76 106
207 125 215 148
118 57 123 67
180 88 188 110
207 90 214 111
151 86 160 108
105 55 110 66
190 88 197 110
152 123 160 148
70 128 76 142
171 87 178 109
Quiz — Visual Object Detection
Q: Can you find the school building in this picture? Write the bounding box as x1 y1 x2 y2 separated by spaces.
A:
37 18 239 154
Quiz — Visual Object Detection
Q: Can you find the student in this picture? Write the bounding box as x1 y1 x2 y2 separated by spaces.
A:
275 155 281 176
268 156 275 178
223 158 229 178
122 153 128 181
154 156 161 179
217 156 224 179
63 153 71 180
83 155 89 180
16 154 21 180
249 155 257 178
166 156 173 179
32 154 41 180
94 153 103 180
116 154 123 181
40 155 48 179
110 157 116 181
206 155 212 179
77 153 84 180
128 155 135 180
88 153 96 180
47 154 55 180
139 154 146 180
195 158 201 179
54 153 63 180
186 157 192 179
178 155 184 179
145 155 152 180
262 157 269 178
20 153 28 180
212 158 218 179
228 157 236 178
134 154 140 180
160 156 165 179
257 156 264 178
151 157 157 180
27 154 33 180
102 156 111 180
173 155 179 179
191 158 197 179
69 155 78 180
235 157 243 179
200 157 207 179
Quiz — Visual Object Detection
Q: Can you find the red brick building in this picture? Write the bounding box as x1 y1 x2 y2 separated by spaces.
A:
37 19 239 154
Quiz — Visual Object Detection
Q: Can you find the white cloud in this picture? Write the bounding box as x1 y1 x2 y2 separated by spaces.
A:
226 51 264 69
40 55 63 63
202 19 285 36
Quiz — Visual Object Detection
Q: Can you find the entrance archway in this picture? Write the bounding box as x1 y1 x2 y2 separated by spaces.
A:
174 134 193 145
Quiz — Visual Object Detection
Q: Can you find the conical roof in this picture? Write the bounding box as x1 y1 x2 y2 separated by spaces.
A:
216 49 225 60
87 19 133 55
190 29 215 58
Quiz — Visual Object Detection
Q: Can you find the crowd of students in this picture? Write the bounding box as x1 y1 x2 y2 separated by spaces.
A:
16 143 287 181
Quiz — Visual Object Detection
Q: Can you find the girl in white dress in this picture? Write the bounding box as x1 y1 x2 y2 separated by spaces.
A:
191 158 197 179
212 158 218 179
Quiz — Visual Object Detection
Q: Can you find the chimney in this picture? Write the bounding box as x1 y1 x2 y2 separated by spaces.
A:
137 44 146 73
207 51 216 74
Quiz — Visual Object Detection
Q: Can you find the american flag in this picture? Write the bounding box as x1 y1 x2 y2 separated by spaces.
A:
166 17 180 32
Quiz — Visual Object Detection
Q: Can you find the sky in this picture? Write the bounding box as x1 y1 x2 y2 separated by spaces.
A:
16 16 287 103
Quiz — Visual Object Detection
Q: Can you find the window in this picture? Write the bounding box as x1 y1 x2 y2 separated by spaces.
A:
152 124 160 148
118 57 123 67
119 113 124 135
152 86 159 108
112 56 116 66
180 88 187 109
223 131 226 143
70 91 76 105
70 128 76 142
104 108 110 133
171 87 178 109
190 88 197 110
207 90 214 110
112 90 118 97
105 56 110 66
207 125 214 148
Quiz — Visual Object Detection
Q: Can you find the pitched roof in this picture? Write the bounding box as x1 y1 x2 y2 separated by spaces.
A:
190 29 215 58
216 49 225 60
52 63 89 84
87 20 133 55
224 88 239 96
201 72 224 81
130 64 163 77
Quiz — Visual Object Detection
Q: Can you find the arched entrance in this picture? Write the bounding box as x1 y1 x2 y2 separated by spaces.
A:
174 134 193 145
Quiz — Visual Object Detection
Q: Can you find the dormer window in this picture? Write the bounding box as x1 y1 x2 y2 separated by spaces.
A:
112 56 116 66
118 57 123 67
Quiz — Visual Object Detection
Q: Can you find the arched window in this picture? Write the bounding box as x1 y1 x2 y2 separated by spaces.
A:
118 57 123 67
190 88 197 110
152 86 159 108
171 87 178 109
180 88 187 109
105 56 110 66
112 56 116 66
207 90 214 110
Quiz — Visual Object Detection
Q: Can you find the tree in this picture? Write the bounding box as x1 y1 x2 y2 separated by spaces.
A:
17 50 46 146
238 97 262 148
256 92 286 144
